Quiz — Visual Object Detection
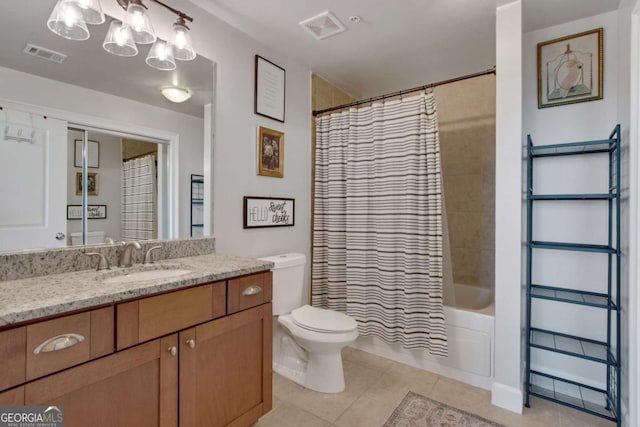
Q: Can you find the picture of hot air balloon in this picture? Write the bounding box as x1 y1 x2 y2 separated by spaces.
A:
537 28 603 108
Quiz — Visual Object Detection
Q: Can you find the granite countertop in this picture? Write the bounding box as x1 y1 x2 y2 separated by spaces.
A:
0 253 274 327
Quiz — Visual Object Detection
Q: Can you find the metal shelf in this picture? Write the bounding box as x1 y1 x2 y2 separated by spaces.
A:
530 139 617 158
530 194 615 201
530 285 615 309
525 125 621 425
531 241 616 254
529 328 617 365
529 371 617 421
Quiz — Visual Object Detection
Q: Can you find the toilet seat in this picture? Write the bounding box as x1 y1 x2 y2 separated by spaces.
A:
291 305 357 334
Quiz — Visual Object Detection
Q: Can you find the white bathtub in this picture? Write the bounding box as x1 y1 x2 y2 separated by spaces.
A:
352 283 495 390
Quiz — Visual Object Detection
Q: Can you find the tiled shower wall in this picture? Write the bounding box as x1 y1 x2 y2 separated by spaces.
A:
434 75 496 289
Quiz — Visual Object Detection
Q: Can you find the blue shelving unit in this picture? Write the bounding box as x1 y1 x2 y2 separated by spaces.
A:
190 174 204 237
524 125 621 425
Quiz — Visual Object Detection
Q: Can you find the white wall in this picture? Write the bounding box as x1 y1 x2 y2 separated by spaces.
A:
0 66 204 238
492 0 524 413
118 1 314 295
617 1 640 426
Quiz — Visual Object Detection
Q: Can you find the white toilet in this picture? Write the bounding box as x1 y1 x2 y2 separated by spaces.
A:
259 253 358 393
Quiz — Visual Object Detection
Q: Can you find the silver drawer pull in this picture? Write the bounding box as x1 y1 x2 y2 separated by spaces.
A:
34 333 85 354
242 285 263 296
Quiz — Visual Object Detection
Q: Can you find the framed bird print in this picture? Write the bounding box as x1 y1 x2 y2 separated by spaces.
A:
537 28 603 108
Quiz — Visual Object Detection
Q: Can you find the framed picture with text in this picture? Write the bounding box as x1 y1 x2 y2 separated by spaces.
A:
254 55 285 122
243 196 294 229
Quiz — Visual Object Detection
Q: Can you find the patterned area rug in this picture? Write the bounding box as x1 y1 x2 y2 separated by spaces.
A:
383 391 505 427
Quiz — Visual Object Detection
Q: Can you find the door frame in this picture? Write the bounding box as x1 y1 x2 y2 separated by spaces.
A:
0 98 180 240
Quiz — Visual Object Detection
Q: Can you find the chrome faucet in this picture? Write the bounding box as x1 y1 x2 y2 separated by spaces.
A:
119 241 141 267
143 245 163 265
83 251 110 271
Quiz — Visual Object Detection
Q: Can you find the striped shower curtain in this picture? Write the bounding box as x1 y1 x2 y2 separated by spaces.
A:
312 91 447 356
121 154 156 241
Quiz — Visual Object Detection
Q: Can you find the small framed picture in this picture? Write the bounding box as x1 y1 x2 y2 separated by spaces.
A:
254 55 285 122
75 172 98 196
257 126 284 178
243 196 294 228
67 205 107 220
74 139 100 168
537 28 603 108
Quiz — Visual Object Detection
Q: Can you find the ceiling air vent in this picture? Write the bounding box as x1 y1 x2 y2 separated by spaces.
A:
299 11 347 40
23 44 67 64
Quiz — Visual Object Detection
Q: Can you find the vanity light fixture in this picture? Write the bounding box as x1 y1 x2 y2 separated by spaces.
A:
146 40 176 71
161 86 191 103
47 1 90 41
47 0 196 72
103 20 138 56
124 0 156 44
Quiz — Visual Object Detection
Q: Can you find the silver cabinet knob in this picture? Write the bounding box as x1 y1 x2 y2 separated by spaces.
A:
186 339 196 349
55 232 66 240
168 346 177 357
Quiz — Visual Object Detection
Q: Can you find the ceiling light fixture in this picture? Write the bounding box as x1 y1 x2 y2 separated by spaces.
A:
161 86 191 103
47 0 196 72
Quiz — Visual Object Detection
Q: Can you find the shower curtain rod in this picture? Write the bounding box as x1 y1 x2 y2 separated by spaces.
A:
312 66 496 117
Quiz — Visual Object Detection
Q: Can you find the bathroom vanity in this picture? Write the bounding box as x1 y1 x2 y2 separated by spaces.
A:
0 250 273 427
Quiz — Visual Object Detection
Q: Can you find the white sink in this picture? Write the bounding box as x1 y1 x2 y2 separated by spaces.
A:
102 269 192 285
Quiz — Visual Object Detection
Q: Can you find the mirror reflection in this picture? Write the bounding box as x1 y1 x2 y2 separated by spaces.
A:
67 129 166 246
0 0 214 253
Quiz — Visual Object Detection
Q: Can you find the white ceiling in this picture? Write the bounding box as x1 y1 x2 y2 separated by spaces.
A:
0 0 213 118
190 0 621 99
0 1 622 112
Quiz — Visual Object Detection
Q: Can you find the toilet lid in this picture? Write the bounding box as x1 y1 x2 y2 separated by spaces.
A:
291 305 358 333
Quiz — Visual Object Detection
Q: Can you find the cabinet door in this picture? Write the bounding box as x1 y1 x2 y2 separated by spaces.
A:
180 303 272 427
25 335 178 427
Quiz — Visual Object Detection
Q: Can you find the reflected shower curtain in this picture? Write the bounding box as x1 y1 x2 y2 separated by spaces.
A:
121 154 156 241
312 91 447 356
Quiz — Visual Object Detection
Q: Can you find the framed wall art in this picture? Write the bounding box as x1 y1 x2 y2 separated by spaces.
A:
538 28 603 108
257 126 284 178
75 172 98 196
243 196 294 229
74 139 100 168
254 55 285 122
67 205 107 220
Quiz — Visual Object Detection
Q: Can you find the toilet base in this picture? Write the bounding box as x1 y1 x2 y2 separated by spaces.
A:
305 351 345 393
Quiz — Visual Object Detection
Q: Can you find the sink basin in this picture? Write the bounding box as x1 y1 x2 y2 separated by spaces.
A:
102 269 192 285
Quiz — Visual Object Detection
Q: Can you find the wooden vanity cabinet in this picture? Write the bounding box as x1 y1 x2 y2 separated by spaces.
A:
180 303 272 427
25 334 178 427
0 270 273 427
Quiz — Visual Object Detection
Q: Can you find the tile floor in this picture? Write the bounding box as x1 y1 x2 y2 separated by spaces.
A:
255 347 616 427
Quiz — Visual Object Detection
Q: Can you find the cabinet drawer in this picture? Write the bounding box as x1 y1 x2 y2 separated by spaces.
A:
227 272 272 314
26 307 114 382
116 282 226 350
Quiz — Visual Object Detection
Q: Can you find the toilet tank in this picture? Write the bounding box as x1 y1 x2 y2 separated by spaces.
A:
70 231 106 246
258 253 306 315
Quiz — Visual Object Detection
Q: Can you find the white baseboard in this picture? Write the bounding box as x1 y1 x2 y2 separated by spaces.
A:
491 382 523 414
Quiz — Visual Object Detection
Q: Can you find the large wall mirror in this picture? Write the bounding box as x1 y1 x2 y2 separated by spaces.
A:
0 0 214 253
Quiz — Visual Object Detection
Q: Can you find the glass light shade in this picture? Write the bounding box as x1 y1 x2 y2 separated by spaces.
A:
103 20 138 57
172 21 196 61
65 0 104 25
161 87 192 103
146 40 176 71
47 0 90 41
125 2 156 44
